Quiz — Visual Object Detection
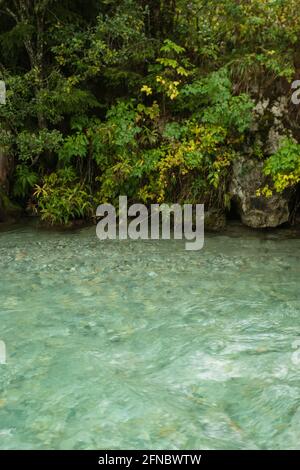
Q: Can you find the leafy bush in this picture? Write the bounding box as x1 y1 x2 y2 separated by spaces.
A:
1 0 300 224
13 165 38 198
16 130 63 163
34 168 94 225
263 139 300 193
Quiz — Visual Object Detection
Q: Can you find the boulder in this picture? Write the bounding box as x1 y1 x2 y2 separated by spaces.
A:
252 96 294 156
230 156 290 228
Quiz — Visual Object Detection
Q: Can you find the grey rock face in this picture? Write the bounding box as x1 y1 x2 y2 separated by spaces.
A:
252 96 294 156
230 156 290 228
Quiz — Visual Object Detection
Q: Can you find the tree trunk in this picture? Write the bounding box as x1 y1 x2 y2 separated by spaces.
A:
5 0 47 129
0 146 9 189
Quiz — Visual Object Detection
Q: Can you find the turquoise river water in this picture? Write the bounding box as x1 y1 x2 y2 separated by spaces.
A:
0 223 299 449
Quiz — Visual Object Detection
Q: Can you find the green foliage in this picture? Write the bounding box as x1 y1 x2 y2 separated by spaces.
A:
263 139 300 193
59 133 89 162
16 130 63 163
180 69 254 132
34 168 94 225
202 94 254 133
1 0 300 224
13 165 38 199
105 101 142 148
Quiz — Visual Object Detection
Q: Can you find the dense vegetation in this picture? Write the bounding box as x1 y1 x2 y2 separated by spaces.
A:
0 0 300 225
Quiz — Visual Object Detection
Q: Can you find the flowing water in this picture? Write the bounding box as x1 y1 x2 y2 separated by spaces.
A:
0 222 299 450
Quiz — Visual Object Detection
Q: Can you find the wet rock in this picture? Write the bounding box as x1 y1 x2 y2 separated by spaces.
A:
230 156 290 228
205 209 226 232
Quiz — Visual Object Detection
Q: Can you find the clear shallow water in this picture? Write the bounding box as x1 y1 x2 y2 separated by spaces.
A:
0 223 299 450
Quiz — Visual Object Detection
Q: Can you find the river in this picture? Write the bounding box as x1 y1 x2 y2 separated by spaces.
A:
0 223 299 449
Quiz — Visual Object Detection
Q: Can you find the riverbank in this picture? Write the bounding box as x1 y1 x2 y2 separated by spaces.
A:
1 215 300 241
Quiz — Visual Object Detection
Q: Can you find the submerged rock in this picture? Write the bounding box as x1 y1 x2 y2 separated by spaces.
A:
230 156 290 228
